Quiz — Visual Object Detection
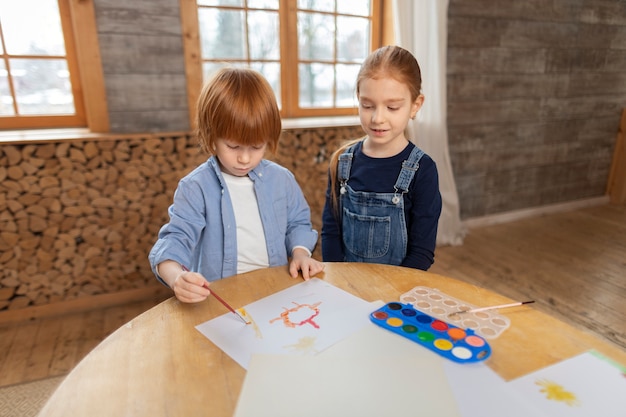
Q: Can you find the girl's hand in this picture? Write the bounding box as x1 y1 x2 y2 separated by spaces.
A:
289 248 325 281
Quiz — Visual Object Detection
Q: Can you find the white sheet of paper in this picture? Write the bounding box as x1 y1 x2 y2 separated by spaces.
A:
195 278 375 369
443 362 550 417
507 351 626 417
326 322 549 417
234 353 460 417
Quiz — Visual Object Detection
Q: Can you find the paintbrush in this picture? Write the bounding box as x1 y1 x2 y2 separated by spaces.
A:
181 265 250 324
448 300 535 317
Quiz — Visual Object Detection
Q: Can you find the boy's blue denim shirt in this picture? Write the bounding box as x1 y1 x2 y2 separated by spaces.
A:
149 156 318 284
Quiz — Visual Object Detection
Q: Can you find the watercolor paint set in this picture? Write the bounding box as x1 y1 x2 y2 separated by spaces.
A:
400 286 511 339
370 302 491 363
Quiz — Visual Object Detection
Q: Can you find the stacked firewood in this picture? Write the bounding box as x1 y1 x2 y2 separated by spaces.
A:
0 126 362 312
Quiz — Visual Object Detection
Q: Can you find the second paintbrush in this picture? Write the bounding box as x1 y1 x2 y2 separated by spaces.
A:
448 300 535 317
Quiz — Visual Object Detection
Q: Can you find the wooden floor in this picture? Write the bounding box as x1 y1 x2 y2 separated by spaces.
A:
429 203 626 352
0 203 624 388
0 296 169 388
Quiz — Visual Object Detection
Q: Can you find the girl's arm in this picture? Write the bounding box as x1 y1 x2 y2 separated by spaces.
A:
402 156 442 271
321 177 344 261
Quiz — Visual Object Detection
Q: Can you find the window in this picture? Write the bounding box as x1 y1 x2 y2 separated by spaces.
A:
182 0 382 119
0 0 86 129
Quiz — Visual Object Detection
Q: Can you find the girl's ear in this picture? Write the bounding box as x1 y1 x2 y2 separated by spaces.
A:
411 94 425 119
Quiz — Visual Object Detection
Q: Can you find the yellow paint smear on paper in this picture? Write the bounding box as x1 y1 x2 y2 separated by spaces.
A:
238 308 263 339
535 379 580 406
283 336 319 354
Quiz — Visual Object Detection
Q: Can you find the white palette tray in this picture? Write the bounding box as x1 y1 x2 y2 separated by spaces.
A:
399 286 511 339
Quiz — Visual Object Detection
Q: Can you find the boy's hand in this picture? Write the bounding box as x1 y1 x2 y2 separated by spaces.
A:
171 270 211 303
289 248 325 281
158 260 210 303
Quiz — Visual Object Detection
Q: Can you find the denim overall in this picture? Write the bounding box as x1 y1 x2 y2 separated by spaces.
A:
338 144 424 265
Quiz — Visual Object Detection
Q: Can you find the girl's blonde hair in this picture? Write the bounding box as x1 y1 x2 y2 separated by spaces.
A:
328 45 423 215
196 67 282 155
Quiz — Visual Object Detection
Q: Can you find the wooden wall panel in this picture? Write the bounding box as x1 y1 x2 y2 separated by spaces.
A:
447 0 626 218
98 34 186 74
93 0 189 133
607 109 626 204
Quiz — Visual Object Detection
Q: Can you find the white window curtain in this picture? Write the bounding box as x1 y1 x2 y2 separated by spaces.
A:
393 0 466 246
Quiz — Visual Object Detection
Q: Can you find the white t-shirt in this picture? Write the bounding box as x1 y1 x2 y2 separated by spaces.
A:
222 172 270 274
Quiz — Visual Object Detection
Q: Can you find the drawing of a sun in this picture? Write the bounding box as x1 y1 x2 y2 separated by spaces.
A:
269 301 322 328
535 379 580 406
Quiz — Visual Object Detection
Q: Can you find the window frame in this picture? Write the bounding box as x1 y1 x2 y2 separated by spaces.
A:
180 0 383 127
0 0 108 132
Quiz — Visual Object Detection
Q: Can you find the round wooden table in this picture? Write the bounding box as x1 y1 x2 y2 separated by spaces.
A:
37 263 626 417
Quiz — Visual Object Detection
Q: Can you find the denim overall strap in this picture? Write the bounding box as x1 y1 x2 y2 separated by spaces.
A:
391 146 424 204
395 146 424 192
337 144 357 184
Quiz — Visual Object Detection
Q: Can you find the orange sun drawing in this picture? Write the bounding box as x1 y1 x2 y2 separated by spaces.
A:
269 301 322 329
535 379 580 407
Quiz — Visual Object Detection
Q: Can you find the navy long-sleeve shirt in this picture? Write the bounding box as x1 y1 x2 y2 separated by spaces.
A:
321 141 442 271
